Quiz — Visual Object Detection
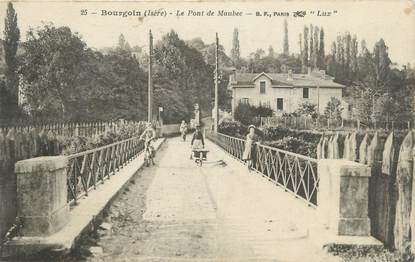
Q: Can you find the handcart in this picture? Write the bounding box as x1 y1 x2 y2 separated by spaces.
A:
192 149 209 167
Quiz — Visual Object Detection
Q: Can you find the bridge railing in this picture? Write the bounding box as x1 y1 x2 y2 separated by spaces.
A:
66 136 145 205
207 132 319 207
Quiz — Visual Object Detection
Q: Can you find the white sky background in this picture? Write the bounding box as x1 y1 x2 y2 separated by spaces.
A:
0 0 414 66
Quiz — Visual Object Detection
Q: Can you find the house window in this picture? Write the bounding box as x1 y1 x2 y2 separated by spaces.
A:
260 81 266 94
241 98 249 104
303 88 309 99
276 98 284 111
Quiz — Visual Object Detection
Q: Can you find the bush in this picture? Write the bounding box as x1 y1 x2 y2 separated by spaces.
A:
59 121 146 155
218 120 321 157
218 120 247 139
295 101 318 119
325 244 414 262
255 104 273 118
234 103 255 126
234 102 273 126
264 136 317 158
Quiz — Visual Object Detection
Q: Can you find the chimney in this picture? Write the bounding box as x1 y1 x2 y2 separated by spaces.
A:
287 69 293 81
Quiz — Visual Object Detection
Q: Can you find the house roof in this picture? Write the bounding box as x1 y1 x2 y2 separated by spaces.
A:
229 71 345 88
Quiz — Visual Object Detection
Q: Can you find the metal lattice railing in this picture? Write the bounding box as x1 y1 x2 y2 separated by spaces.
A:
66 136 145 205
207 132 319 207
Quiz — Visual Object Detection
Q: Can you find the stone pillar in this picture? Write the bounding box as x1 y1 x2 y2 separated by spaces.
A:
15 156 69 237
317 159 371 236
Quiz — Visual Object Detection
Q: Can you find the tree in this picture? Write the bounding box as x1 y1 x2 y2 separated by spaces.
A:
295 101 318 118
324 97 343 121
234 102 272 125
336 35 344 66
345 33 351 79
20 25 89 119
20 24 148 121
327 42 337 76
154 30 214 123
268 45 275 58
312 26 319 69
283 19 289 56
234 102 255 126
318 28 325 69
360 40 368 56
350 35 358 75
302 26 309 73
231 28 241 68
2 2 20 117
299 33 303 59
308 25 315 67
373 39 391 85
93 48 148 120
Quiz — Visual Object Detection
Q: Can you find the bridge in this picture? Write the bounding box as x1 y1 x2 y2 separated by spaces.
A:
1 131 381 261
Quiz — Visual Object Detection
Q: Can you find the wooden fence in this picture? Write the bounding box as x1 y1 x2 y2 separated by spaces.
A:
317 130 415 254
260 116 412 131
0 121 128 138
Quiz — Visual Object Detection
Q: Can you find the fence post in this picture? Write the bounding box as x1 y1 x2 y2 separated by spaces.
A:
394 131 413 253
0 129 17 240
367 132 395 246
349 132 358 162
343 133 350 160
412 148 415 254
327 135 334 159
317 135 323 159
333 133 340 159
322 136 329 159
359 133 369 164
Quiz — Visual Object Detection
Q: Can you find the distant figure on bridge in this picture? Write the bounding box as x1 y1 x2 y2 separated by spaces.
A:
242 125 259 171
190 124 205 159
180 120 188 142
140 122 157 158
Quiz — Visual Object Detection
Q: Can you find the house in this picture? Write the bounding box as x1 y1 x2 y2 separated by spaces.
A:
228 69 348 118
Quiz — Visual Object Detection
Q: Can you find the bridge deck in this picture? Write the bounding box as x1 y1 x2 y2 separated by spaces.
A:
87 137 339 262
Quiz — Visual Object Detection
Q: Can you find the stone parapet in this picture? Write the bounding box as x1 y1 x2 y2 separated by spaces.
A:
317 159 371 237
14 156 69 237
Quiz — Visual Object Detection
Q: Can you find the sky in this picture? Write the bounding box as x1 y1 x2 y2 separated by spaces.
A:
0 0 414 66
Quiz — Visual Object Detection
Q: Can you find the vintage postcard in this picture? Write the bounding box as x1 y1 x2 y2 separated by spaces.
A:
0 0 414 261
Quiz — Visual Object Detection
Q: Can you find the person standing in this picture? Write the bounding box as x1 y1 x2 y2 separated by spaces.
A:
242 125 259 171
190 124 205 159
179 120 188 141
